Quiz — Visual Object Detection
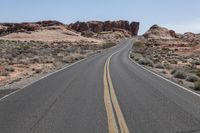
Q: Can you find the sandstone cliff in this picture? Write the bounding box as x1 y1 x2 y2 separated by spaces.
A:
68 20 139 36
0 20 140 43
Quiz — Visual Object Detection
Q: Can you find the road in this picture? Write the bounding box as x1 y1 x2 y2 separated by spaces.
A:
0 39 200 133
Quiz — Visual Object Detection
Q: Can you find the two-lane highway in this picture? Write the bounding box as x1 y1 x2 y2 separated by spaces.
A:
0 39 200 133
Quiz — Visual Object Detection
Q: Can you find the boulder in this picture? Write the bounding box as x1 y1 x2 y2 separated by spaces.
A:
169 30 177 38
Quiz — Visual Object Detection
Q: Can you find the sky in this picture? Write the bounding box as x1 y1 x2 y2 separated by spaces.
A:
0 0 200 34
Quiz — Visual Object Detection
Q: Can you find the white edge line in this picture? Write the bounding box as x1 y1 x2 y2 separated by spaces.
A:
0 40 124 102
128 52 200 97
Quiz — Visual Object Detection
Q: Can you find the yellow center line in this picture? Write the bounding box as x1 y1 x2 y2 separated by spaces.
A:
104 59 119 133
104 52 130 133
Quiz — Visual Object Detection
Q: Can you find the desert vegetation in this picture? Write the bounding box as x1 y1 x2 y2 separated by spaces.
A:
131 39 200 91
101 41 116 49
130 25 200 91
0 20 140 89
0 40 113 87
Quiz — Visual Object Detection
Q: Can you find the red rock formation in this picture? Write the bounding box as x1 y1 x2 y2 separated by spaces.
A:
130 22 140 36
0 20 140 38
35 20 64 27
69 20 139 36
0 20 65 35
143 25 177 39
68 21 89 32
88 21 104 33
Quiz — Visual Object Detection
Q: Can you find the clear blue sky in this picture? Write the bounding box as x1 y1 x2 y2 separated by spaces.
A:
1 0 200 34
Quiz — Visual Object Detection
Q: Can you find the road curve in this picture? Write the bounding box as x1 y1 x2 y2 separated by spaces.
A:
0 39 200 133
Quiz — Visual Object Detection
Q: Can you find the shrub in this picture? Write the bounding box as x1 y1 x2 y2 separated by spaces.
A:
155 63 164 69
45 59 54 64
10 77 22 84
191 60 200 66
172 69 187 79
177 79 184 85
35 69 42 74
163 62 170 69
132 41 146 53
21 44 30 51
171 69 177 75
194 61 200 65
168 59 178 64
186 74 198 82
138 58 154 67
130 53 143 61
133 41 145 48
19 59 30 65
193 82 200 90
62 56 74 63
161 70 167 74
31 57 41 64
195 70 200 77
0 71 9 76
5 66 15 72
71 54 85 61
102 42 115 49
130 53 134 59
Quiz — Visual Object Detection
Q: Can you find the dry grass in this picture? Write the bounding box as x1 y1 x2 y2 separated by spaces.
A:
0 39 115 86
101 42 116 49
131 39 200 91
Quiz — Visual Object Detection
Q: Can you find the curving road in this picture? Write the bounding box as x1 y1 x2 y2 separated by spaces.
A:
0 39 200 133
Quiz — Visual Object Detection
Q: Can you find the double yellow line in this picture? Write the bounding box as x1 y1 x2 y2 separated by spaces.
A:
104 53 129 133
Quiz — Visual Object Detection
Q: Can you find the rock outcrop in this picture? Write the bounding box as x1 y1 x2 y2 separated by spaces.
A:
68 20 139 36
140 24 200 56
0 20 65 36
143 25 177 39
0 20 140 43
134 25 200 91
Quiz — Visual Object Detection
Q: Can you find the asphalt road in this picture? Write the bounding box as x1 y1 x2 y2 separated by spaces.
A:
0 39 200 133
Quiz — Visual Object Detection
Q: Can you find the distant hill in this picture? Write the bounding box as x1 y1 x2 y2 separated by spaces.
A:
0 20 140 43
